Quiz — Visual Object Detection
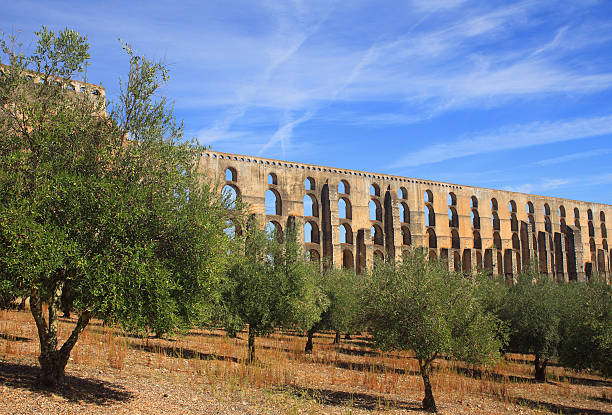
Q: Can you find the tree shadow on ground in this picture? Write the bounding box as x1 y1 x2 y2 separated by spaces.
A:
309 354 547 388
128 342 240 363
0 361 132 405
424 363 607 388
0 332 31 342
555 375 611 387
588 395 612 404
311 355 419 377
464 363 611 387
453 366 534 384
341 339 372 348
503 354 565 368
283 385 423 412
515 397 611 415
502 357 611 386
260 343 302 354
187 330 239 339
333 345 380 357
274 329 306 338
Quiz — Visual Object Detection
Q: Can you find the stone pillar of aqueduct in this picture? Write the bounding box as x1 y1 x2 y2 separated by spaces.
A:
201 150 611 282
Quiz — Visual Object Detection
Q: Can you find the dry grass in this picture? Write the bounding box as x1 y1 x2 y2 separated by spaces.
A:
0 308 610 414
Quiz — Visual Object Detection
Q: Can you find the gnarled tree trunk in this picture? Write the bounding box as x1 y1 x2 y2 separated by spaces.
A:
247 325 256 364
304 318 326 354
419 359 437 413
534 353 548 383
304 327 315 354
30 285 91 387
38 350 71 386
333 330 341 344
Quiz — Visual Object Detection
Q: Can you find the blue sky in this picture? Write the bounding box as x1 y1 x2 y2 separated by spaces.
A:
3 0 612 203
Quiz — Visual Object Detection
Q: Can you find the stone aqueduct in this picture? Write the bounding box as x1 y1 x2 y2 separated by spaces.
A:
6 63 609 281
202 150 611 282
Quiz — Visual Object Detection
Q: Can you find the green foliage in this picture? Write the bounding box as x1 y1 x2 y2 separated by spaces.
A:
223 225 280 337
473 271 508 317
500 267 561 361
558 276 612 377
363 249 503 364
0 27 232 383
30 26 91 78
362 249 503 411
316 267 362 335
0 279 18 309
473 272 510 349
486 264 611 380
222 219 325 361
268 223 327 332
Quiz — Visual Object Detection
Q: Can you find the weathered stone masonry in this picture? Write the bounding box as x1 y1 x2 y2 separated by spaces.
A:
202 150 611 282
0 64 106 98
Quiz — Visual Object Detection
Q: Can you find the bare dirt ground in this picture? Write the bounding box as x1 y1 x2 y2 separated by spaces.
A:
0 309 610 414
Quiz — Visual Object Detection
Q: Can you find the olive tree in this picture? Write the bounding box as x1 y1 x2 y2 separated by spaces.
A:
305 267 362 353
362 249 503 412
558 275 611 378
473 272 510 352
500 268 561 382
223 220 325 364
0 27 231 386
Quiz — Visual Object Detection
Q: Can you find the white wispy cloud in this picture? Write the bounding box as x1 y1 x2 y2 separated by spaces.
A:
590 173 612 186
257 33 381 155
252 2 535 152
196 2 333 149
410 0 468 13
50 0 608 141
258 110 316 156
533 148 612 166
391 114 612 168
502 171 612 202
12 1 612 116
9 0 612 170
504 178 571 195
164 0 612 150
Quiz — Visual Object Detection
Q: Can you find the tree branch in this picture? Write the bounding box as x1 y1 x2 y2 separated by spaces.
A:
424 351 438 368
47 279 64 350
29 288 49 351
59 311 91 358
